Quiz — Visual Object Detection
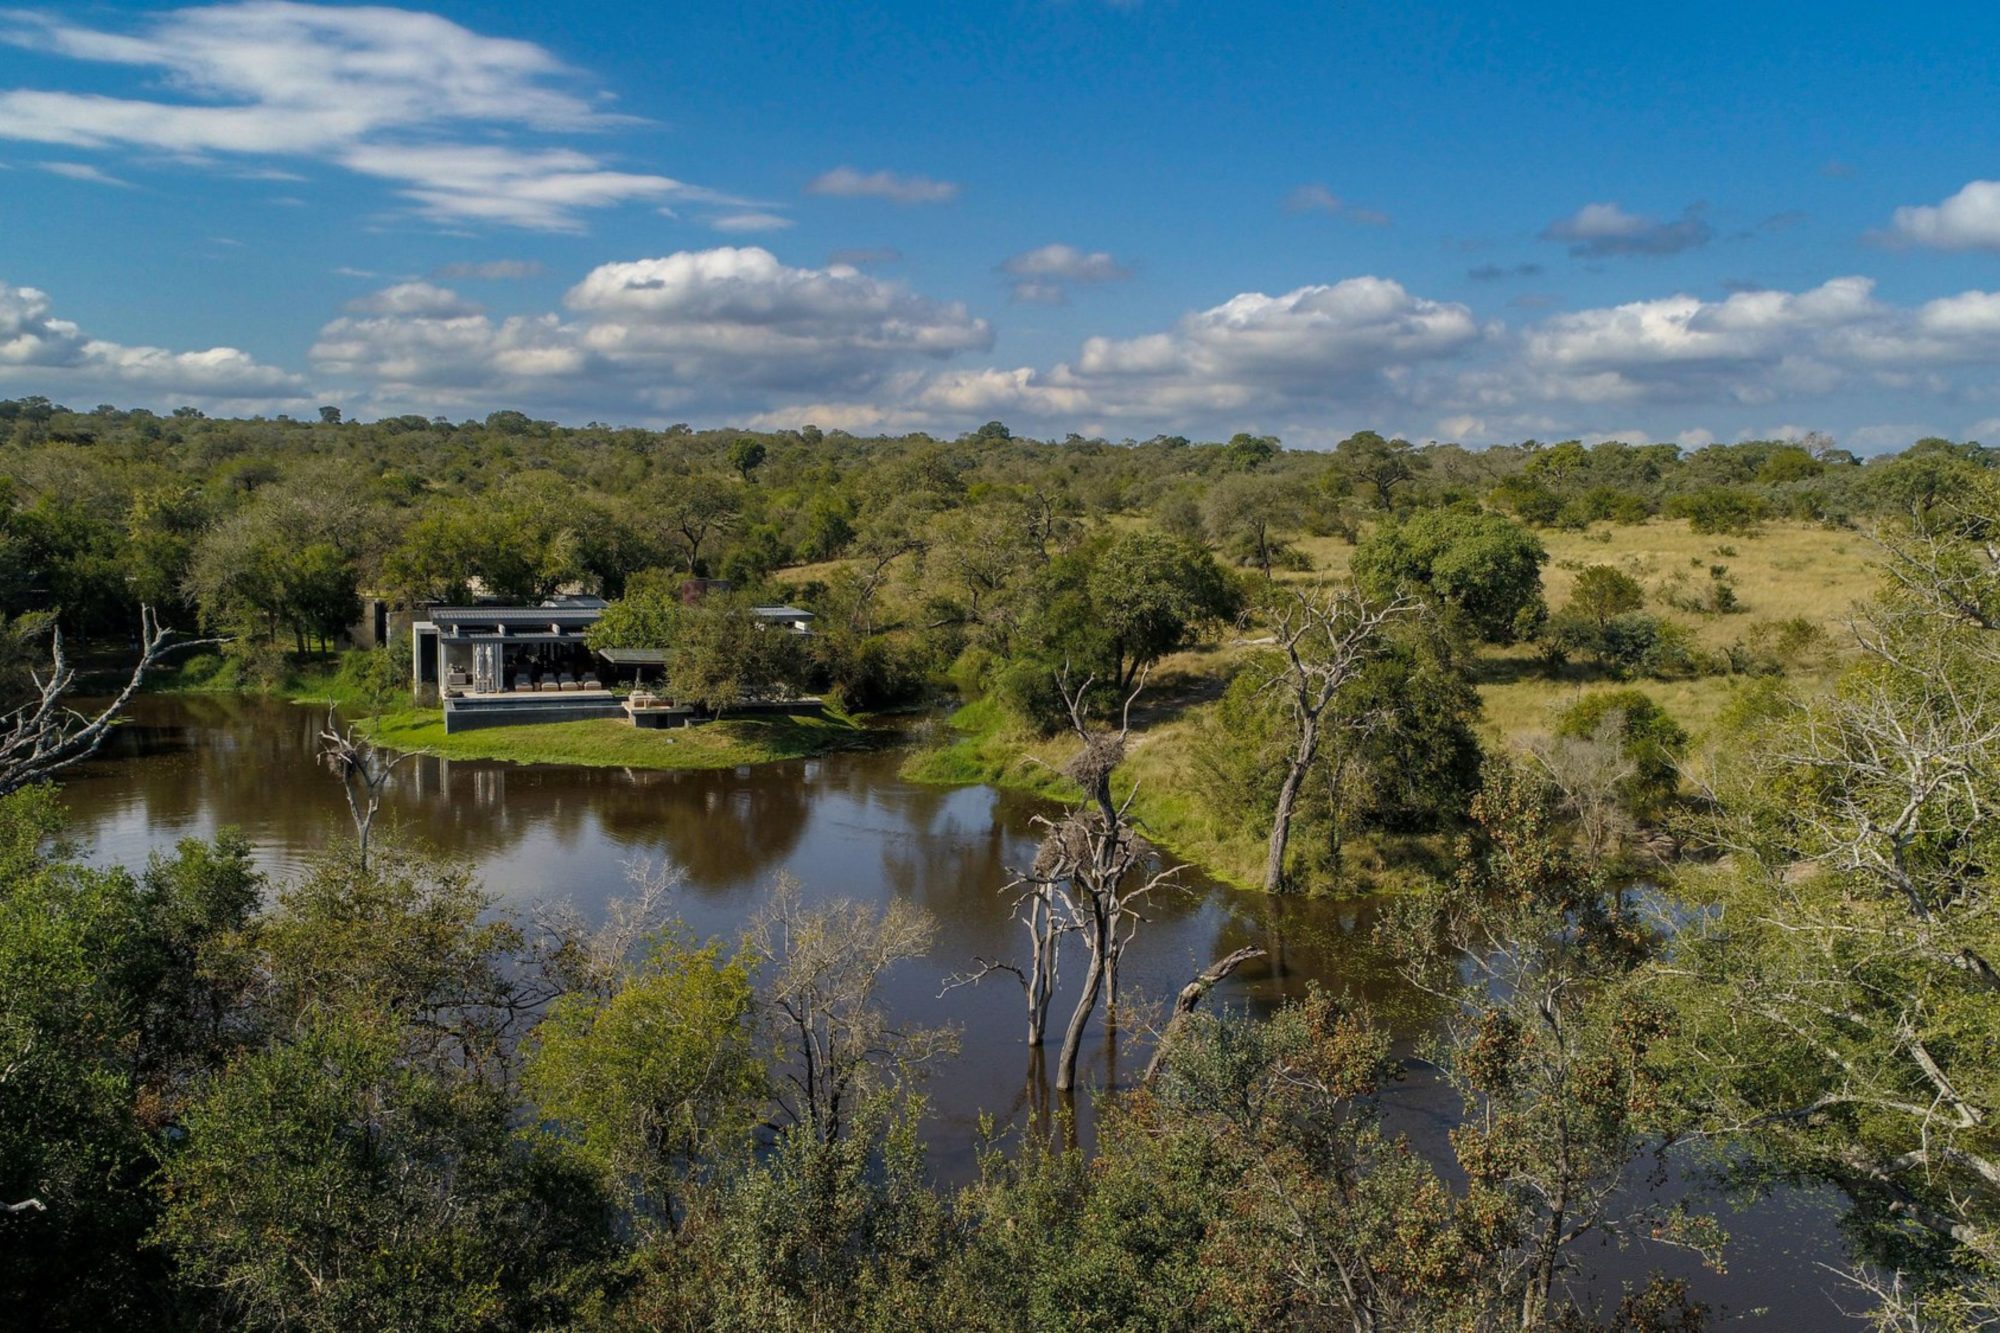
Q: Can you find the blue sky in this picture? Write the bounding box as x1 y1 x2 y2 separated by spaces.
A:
3 0 1999 450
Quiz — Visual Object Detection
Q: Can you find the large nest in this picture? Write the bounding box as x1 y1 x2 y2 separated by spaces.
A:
1062 730 1126 793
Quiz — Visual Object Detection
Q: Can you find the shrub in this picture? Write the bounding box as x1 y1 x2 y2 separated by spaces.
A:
1556 689 1688 812
1666 487 1770 535
1567 565 1645 627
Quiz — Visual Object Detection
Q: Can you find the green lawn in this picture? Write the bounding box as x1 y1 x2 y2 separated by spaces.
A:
359 708 875 771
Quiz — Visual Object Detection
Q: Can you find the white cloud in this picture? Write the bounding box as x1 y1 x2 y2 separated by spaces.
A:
0 4 723 230
1286 184 1343 214
38 159 130 186
999 243 1130 303
310 247 992 413
1284 183 1390 225
1541 201 1712 257
804 165 958 204
0 280 306 405
1000 243 1129 283
883 277 1484 433
1886 180 2000 251
342 281 481 318
709 211 794 233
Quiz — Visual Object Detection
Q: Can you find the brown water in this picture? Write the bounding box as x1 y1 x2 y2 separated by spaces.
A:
57 694 1856 1323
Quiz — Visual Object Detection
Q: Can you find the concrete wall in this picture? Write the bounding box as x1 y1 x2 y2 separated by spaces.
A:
442 696 625 734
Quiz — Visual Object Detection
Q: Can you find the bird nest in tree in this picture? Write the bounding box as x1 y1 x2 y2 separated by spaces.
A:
1062 730 1125 792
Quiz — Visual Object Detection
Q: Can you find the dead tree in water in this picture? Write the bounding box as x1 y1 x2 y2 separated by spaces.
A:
320 707 413 873
1040 669 1183 1092
941 669 1182 1089
0 607 219 797
942 875 1068 1048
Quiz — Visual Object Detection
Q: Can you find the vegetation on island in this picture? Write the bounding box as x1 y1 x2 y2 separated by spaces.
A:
6 397 2000 1326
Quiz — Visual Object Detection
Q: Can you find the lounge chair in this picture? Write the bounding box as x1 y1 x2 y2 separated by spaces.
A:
513 672 533 692
580 673 601 690
558 673 579 692
539 677 561 693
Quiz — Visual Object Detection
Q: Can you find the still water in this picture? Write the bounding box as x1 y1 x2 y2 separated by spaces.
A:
58 694 1854 1323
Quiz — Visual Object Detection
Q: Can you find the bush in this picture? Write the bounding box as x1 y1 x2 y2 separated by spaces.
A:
1556 689 1688 812
1539 610 1704 678
1666 487 1770 535
1567 565 1645 626
223 636 288 691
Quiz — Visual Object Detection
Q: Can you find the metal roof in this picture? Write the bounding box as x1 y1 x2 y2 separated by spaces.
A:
429 606 602 627
596 647 668 665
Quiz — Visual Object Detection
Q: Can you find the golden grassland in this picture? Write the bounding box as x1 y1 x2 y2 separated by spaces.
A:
900 517 1884 893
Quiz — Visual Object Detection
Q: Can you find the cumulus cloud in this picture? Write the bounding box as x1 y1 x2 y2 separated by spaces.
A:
1518 276 2000 412
0 4 725 229
310 247 992 413
804 166 958 205
0 279 307 405
900 277 1484 431
342 282 482 318
1541 202 1713 258
1885 180 2000 251
999 243 1130 302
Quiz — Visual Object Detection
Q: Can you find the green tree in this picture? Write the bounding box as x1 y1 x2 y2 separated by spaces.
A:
1555 688 1688 814
1664 493 2000 1321
1087 529 1239 691
0 788 259 1326
156 1014 614 1331
728 436 767 481
1335 429 1429 508
525 931 764 1223
1352 507 1548 643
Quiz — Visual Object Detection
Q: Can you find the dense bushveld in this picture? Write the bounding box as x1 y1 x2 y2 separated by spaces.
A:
0 398 1967 888
5 398 2000 1327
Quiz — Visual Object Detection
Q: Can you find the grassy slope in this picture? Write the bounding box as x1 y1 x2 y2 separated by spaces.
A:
1293 518 1874 745
903 518 1880 894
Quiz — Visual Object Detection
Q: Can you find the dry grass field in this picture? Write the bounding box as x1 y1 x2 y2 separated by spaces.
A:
1291 517 1880 747
830 514 1882 890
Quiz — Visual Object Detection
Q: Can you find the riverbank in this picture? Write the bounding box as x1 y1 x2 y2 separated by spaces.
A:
151 650 882 771
900 694 1442 895
357 707 877 770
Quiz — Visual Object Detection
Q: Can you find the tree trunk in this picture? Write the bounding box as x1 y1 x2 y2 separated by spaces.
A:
1056 946 1106 1093
1025 894 1053 1047
1142 946 1266 1083
1264 717 1320 893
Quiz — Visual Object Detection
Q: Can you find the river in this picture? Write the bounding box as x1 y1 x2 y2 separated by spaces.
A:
56 694 1856 1323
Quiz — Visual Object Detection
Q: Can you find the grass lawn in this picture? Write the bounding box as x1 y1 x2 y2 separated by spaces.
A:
359 708 876 771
